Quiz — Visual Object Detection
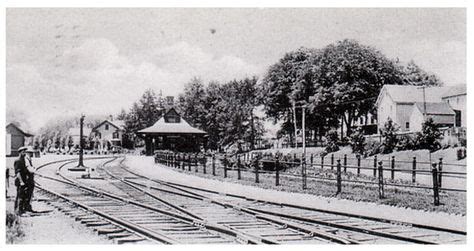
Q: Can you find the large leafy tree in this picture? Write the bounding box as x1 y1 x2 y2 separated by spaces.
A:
400 60 443 86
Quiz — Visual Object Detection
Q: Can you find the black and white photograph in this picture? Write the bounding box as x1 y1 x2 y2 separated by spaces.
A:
3 3 469 246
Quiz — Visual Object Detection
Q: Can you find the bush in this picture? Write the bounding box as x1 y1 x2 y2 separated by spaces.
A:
396 134 415 151
415 118 442 152
364 140 382 156
324 130 340 153
380 117 399 154
350 128 366 155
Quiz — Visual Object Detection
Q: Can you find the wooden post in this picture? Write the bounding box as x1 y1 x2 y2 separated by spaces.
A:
321 155 324 169
237 154 241 180
432 162 440 206
336 159 342 195
194 153 198 172
373 155 377 177
357 155 361 176
275 157 280 186
391 156 395 180
343 154 347 173
212 154 216 176
310 153 314 169
223 154 227 178
255 159 260 183
438 158 443 188
331 154 334 170
412 157 416 183
202 154 207 174
378 161 384 199
302 155 307 190
188 154 191 171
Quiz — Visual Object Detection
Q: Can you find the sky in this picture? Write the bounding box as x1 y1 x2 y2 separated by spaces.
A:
6 8 466 132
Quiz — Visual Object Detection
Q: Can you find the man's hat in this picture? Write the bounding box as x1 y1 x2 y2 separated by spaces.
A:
18 146 28 153
25 146 35 152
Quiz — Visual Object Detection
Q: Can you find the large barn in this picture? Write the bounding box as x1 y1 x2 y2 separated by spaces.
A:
137 108 207 155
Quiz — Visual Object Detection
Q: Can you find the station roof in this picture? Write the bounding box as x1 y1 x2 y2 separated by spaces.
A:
138 109 206 135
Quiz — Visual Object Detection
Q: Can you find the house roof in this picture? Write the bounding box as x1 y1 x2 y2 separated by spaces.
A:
92 120 125 131
414 102 456 115
68 127 92 136
441 85 466 99
376 85 451 106
138 110 206 135
6 123 34 137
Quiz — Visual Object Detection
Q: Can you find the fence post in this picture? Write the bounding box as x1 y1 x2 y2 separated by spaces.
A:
343 154 347 173
373 155 377 177
188 154 192 171
357 155 361 176
412 157 416 183
432 162 440 206
321 155 324 169
310 153 314 169
336 159 342 195
237 154 241 180
331 154 334 170
255 159 260 183
438 158 443 188
275 157 280 186
378 161 384 199
212 154 216 176
223 154 227 178
202 154 207 174
302 154 307 190
193 153 198 172
391 156 395 180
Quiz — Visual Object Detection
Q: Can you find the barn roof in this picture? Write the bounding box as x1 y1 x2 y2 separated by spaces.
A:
6 123 34 137
376 85 451 106
441 85 466 99
414 102 456 115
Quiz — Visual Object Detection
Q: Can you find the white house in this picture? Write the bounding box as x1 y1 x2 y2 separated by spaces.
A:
91 118 125 149
375 85 457 132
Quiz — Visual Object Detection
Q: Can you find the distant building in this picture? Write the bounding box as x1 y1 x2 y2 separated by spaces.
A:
441 85 466 127
6 123 33 157
91 116 126 149
375 85 462 132
137 108 206 155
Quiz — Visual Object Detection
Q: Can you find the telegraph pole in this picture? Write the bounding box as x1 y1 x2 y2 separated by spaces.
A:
292 101 298 149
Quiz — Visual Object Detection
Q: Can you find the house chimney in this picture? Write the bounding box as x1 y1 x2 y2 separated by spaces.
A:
109 115 113 121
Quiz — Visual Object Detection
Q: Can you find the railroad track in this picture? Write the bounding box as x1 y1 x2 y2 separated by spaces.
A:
33 156 466 244
102 156 466 244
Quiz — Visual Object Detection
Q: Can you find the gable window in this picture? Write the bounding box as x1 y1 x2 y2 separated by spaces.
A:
105 124 109 130
405 122 410 129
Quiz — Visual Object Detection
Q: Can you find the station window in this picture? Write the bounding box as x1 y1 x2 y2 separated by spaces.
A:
406 122 410 129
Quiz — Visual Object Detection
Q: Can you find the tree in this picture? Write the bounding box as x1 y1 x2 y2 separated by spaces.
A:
310 39 404 137
324 130 340 153
415 117 442 152
380 117 399 154
400 60 443 87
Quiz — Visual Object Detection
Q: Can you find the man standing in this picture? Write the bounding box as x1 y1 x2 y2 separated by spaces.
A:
14 146 28 215
24 146 36 213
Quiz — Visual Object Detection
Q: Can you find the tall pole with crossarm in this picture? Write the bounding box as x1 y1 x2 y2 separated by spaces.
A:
77 114 85 167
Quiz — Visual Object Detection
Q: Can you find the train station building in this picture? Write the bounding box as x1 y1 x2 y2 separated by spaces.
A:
137 108 207 155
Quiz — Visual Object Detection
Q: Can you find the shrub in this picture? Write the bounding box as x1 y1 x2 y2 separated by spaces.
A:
396 134 415 151
365 140 382 156
350 128 366 155
415 118 442 152
325 130 340 153
380 117 399 154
